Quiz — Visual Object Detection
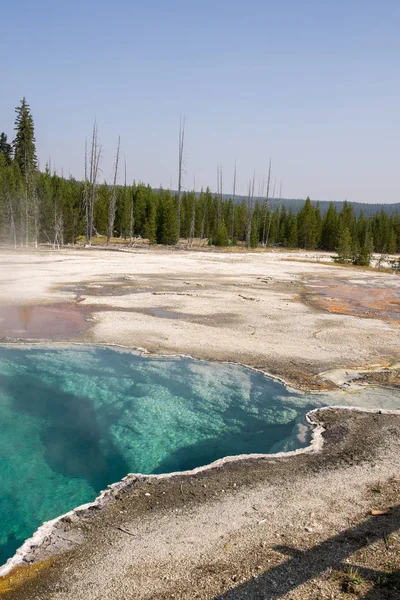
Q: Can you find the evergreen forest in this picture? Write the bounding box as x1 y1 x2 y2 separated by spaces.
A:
1 99 400 267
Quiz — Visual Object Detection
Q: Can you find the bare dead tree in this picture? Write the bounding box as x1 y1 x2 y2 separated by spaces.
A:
24 144 29 246
107 136 121 246
177 116 185 237
18 191 24 246
260 175 266 198
6 188 17 249
219 165 223 224
216 163 220 225
231 160 236 241
128 167 135 248
123 155 128 239
200 188 206 240
59 215 64 248
216 163 223 226
51 165 64 250
53 176 58 249
188 176 196 246
87 125 95 243
246 172 255 247
83 139 90 242
276 179 284 241
53 214 63 250
32 178 39 249
261 158 272 246
87 121 102 245
257 174 262 198
265 177 277 248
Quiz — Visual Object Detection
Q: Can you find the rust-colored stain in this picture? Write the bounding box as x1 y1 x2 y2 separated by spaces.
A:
303 279 400 323
0 304 91 340
0 558 53 594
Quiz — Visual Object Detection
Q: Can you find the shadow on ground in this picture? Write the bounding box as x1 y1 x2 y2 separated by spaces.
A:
214 506 400 599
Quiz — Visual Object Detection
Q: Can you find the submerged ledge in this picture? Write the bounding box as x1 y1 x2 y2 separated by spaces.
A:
1 338 398 395
1 405 400 582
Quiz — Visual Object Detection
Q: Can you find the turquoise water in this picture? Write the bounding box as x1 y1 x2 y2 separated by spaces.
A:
0 346 399 567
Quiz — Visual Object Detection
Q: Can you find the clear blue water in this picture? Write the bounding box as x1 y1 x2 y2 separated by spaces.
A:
0 345 399 567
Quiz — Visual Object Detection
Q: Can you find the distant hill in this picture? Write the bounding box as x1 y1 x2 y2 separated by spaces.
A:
158 188 400 217
165 189 400 217
227 195 400 217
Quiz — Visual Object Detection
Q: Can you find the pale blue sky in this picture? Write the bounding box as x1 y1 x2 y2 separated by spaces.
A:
1 0 399 202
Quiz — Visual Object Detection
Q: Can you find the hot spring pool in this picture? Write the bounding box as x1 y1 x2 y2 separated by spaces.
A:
0 345 399 565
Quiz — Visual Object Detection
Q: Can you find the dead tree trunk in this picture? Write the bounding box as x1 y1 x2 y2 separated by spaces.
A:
188 179 196 246
177 117 185 237
7 189 17 249
107 136 121 246
246 173 255 247
24 145 29 246
200 192 206 240
265 178 277 248
129 170 134 247
216 163 223 227
87 121 101 245
231 160 236 241
262 158 271 246
33 181 38 249
216 164 220 226
83 140 90 242
123 156 127 240
219 166 223 225
53 189 58 250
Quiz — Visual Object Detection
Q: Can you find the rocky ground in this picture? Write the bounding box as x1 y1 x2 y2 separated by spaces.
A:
0 247 399 599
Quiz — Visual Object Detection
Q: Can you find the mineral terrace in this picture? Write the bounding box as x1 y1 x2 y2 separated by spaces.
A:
0 247 399 600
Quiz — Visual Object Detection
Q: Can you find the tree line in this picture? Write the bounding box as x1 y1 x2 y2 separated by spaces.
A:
1 99 399 265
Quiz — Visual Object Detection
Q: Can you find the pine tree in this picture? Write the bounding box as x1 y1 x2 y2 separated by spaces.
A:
321 202 339 250
214 222 229 246
336 227 353 263
286 212 298 248
0 133 13 165
13 98 37 245
278 205 287 245
267 208 280 245
144 186 157 243
249 211 259 248
387 228 397 254
160 193 179 245
352 224 374 266
339 201 356 240
314 201 322 247
297 197 317 249
13 98 37 175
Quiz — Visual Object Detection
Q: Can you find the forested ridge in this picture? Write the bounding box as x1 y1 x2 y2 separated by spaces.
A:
1 99 399 265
